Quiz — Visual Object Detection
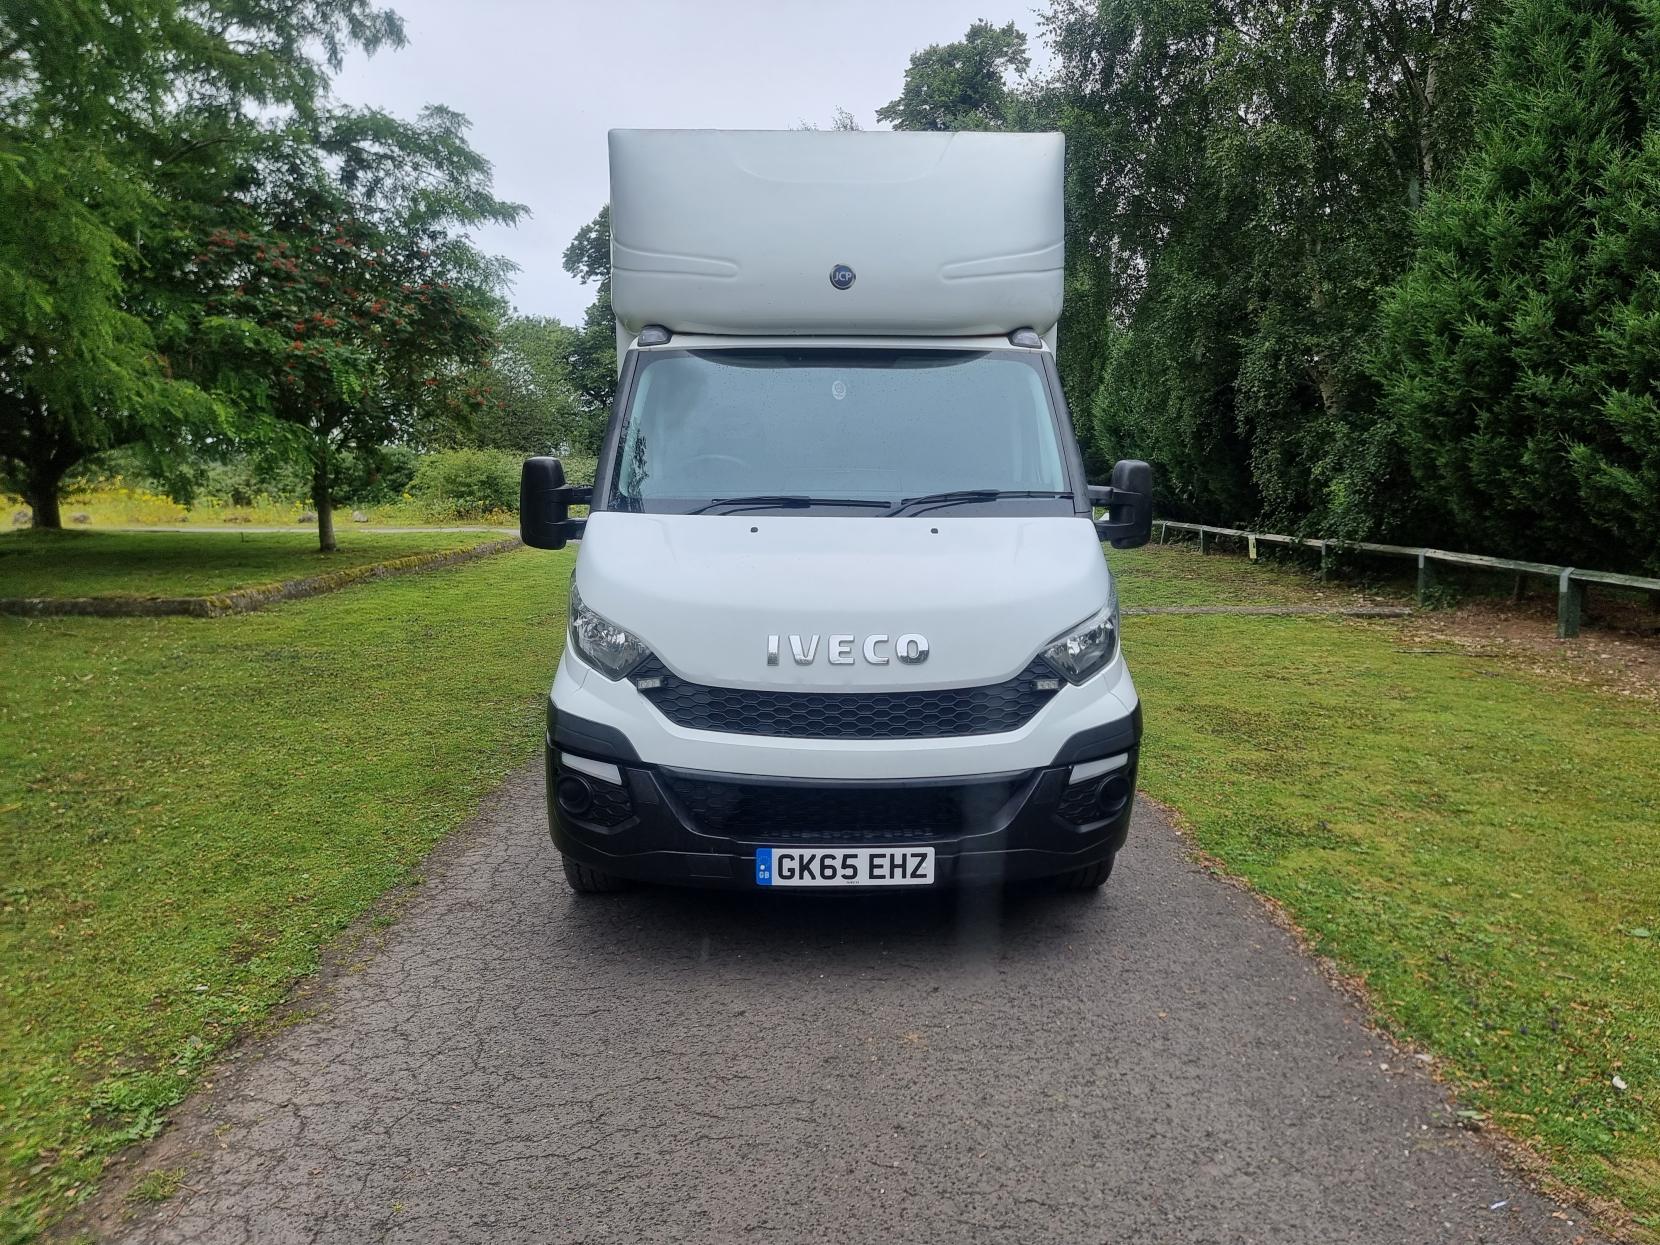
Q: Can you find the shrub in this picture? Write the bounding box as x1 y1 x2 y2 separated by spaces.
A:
409 449 521 516
333 445 419 506
193 454 310 507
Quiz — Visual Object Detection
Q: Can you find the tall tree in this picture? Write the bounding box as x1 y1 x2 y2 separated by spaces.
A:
470 315 583 454
177 107 521 550
0 143 203 527
1037 0 1488 531
1043 0 1260 517
1374 0 1660 571
876 20 1031 131
0 0 405 527
562 205 616 453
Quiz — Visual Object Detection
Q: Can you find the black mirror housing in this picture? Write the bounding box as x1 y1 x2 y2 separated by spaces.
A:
520 457 590 550
1089 460 1154 549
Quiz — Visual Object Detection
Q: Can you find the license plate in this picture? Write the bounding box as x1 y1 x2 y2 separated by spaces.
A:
755 846 935 887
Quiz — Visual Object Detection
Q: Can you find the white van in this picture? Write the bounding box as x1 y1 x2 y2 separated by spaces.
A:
521 129 1152 893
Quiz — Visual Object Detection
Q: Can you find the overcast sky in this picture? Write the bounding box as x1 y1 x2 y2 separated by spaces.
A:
330 1 1046 324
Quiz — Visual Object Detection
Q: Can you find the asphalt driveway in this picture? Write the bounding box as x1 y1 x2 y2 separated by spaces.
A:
92 762 1606 1244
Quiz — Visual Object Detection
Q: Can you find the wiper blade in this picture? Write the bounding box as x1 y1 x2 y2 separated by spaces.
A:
887 489 1071 517
690 494 891 515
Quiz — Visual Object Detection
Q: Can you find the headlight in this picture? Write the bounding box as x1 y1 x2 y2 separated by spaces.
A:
1041 582 1120 685
567 583 650 680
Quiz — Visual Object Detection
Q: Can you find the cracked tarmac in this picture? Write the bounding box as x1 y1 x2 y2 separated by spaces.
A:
94 762 1607 1244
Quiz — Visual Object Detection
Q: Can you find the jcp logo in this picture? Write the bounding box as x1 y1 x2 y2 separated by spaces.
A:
767 633 928 667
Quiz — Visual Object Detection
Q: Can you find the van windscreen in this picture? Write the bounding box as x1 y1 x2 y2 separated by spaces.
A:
608 349 1071 516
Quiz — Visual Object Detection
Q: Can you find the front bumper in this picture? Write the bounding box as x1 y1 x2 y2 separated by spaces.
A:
545 706 1142 889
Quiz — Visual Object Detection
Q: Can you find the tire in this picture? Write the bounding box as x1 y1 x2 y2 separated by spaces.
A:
561 855 633 894
1053 856 1115 891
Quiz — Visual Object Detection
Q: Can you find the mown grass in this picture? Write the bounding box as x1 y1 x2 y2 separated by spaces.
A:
0 529 502 600
1112 546 1660 1233
0 547 575 1242
1108 538 1399 607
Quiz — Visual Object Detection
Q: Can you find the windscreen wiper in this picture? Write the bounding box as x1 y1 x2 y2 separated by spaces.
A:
887 489 1071 517
690 494 892 515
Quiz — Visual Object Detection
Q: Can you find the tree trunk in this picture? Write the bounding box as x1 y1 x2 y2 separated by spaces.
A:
1419 62 1439 187
312 459 337 553
2 394 89 531
1308 277 1343 420
24 461 66 530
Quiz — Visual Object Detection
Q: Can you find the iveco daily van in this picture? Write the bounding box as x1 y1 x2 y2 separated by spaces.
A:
521 129 1152 893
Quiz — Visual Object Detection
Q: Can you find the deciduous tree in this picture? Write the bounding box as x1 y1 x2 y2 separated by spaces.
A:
1023 0 1485 533
177 107 521 550
876 20 1031 131
0 0 405 527
471 315 583 454
562 205 616 454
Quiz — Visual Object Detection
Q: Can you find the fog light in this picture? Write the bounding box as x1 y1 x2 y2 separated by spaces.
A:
1097 775 1131 814
556 774 594 816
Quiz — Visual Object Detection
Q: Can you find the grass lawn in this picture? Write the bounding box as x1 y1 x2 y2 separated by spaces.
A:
1108 538 1402 607
0 529 504 601
1112 545 1660 1234
0 547 575 1242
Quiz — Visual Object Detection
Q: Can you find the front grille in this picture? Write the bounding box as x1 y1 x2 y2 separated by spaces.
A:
662 771 1030 842
631 656 1060 740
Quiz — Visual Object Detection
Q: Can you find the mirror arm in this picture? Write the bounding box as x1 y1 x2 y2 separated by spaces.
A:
1090 460 1155 549
1089 485 1147 540
558 485 591 541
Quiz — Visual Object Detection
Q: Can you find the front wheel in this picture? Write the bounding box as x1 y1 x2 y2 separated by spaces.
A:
1053 856 1115 891
561 855 633 894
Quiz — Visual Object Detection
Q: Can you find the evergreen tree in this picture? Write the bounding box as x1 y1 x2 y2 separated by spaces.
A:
1374 0 1660 570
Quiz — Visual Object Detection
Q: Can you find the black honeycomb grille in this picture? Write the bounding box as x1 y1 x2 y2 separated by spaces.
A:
1054 770 1133 826
631 656 1060 740
662 771 1030 842
583 777 634 827
1056 780 1102 825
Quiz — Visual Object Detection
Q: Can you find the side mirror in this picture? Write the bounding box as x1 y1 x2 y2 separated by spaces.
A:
1088 459 1154 550
520 457 591 550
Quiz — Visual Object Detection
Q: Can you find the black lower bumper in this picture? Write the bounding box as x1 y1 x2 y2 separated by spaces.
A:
545 706 1142 890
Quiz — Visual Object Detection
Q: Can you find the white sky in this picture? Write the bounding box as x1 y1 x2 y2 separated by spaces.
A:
330 0 1046 324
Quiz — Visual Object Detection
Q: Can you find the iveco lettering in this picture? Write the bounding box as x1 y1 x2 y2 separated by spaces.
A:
520 129 1153 893
766 634 928 666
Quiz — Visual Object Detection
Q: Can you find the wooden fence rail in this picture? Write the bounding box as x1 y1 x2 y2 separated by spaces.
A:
1153 520 1660 639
